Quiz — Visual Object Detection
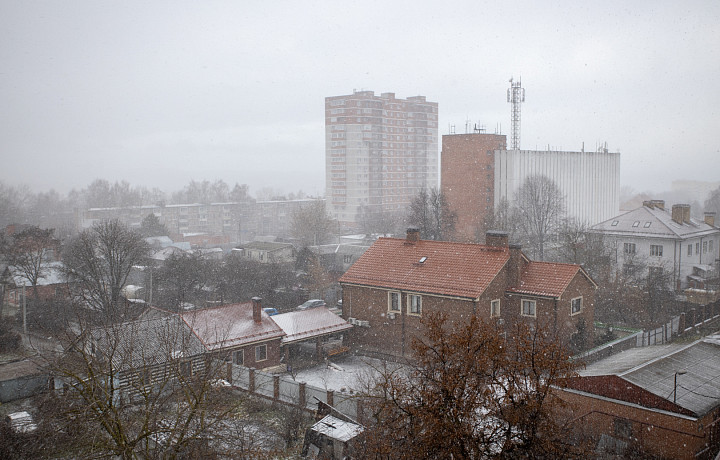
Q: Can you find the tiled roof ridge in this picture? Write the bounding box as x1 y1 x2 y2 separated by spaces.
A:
378 236 508 252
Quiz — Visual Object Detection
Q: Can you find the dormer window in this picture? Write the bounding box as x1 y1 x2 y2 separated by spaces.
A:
644 222 652 228
632 221 640 227
611 220 619 226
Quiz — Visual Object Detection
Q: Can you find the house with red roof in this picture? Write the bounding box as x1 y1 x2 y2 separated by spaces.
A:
181 297 286 371
338 229 597 358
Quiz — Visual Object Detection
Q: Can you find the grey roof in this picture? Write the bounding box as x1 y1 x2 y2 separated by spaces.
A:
272 307 353 344
591 205 719 240
90 315 205 371
10 261 65 286
582 335 720 416
310 415 364 442
241 241 294 252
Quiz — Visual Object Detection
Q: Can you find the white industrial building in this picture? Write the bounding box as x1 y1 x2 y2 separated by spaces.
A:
494 148 620 226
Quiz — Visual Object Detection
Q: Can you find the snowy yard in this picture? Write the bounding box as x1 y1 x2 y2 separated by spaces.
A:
289 355 399 393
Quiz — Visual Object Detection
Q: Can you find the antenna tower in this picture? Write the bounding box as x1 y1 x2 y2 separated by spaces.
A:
507 77 525 150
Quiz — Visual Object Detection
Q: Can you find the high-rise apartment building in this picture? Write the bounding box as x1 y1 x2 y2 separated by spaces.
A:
325 91 439 228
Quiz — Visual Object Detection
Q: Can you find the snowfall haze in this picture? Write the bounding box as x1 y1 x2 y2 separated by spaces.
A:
1 0 718 197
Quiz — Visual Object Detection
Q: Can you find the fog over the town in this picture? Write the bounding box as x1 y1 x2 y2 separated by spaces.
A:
1 0 718 197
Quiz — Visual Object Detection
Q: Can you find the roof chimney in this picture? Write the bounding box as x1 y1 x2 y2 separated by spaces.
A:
406 227 420 244
671 204 690 224
508 243 523 288
651 200 665 210
252 297 262 323
485 230 509 247
704 212 716 227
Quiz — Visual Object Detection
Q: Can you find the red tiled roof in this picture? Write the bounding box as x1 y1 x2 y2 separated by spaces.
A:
338 237 510 299
181 302 285 351
507 261 582 298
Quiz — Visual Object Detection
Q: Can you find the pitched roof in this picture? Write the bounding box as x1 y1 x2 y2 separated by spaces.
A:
507 261 593 298
271 307 353 344
591 205 718 239
90 315 205 371
339 237 510 299
181 302 285 350
577 335 720 416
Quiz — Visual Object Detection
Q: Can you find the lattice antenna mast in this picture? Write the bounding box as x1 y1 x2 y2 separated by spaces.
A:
507 77 525 150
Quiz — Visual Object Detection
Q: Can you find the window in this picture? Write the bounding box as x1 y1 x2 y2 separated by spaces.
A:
234 350 244 366
343 254 352 263
614 418 632 439
703 241 708 253
408 294 422 315
623 243 636 254
179 361 192 377
643 222 652 228
710 240 714 252
571 297 582 315
632 221 640 227
650 245 663 257
388 291 400 312
688 244 692 256
490 299 500 318
611 220 619 226
696 243 700 254
521 299 536 317
255 344 267 362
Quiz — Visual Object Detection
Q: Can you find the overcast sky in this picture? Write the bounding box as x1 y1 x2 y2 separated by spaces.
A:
1 0 718 199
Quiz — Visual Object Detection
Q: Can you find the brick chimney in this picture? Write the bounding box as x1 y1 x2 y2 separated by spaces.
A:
705 212 716 227
651 200 665 210
251 297 262 323
672 204 691 224
508 243 523 288
485 230 509 247
406 227 420 244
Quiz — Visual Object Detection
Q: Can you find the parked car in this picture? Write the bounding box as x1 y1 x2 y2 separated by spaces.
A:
296 299 326 311
263 307 279 316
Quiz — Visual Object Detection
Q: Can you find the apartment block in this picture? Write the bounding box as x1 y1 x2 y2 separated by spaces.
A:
326 90 439 228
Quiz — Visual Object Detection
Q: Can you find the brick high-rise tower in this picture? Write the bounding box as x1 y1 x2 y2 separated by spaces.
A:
325 91 438 229
441 133 507 241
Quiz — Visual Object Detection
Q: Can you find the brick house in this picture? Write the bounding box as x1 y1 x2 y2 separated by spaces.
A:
181 298 286 371
554 335 720 459
338 229 596 358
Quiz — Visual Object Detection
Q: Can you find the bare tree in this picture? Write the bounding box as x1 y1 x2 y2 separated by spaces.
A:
407 187 457 241
514 175 566 261
357 205 401 237
705 184 720 216
556 219 615 280
290 200 336 246
62 219 150 319
4 226 57 301
359 312 586 458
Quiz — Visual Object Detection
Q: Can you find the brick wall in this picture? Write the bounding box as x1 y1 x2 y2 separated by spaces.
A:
441 133 507 242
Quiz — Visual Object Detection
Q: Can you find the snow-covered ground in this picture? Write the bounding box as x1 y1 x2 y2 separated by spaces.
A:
289 355 399 393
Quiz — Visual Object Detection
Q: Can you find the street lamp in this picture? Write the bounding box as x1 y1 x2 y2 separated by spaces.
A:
673 370 687 404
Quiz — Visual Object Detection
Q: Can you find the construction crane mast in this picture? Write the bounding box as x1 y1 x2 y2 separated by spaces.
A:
507 77 525 150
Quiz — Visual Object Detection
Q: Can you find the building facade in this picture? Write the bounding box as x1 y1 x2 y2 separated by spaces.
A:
494 148 620 226
338 229 596 359
326 91 439 228
441 133 507 241
590 201 720 290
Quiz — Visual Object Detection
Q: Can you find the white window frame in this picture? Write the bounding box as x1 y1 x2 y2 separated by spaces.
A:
623 243 636 254
571 296 583 315
388 291 401 312
688 244 692 256
490 299 501 318
650 245 663 257
521 299 536 317
235 350 244 366
408 294 422 316
255 344 267 362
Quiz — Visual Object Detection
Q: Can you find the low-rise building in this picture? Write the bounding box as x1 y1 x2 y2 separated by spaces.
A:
590 200 719 290
555 335 720 459
338 229 596 358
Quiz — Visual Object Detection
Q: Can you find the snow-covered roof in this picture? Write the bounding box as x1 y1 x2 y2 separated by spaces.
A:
272 307 353 344
310 415 363 442
10 261 65 286
591 205 719 240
